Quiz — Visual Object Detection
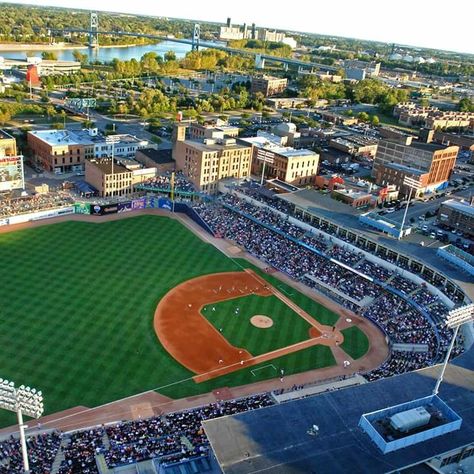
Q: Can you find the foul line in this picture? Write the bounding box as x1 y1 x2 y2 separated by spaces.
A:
251 364 277 377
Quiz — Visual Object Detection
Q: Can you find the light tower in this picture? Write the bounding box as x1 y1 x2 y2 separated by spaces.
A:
192 24 201 52
432 303 474 396
89 12 99 48
0 379 44 473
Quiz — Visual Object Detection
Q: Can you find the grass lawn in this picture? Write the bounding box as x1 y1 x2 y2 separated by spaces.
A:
0 215 357 427
340 326 370 360
202 294 313 356
161 344 337 399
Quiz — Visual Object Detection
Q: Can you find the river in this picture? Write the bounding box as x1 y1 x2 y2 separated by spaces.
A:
0 41 196 63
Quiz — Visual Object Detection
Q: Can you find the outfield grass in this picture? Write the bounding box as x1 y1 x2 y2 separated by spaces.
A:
0 215 354 426
202 294 313 356
340 326 370 360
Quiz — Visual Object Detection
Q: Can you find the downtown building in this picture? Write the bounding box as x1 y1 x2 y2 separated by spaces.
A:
27 129 151 174
172 123 252 193
372 138 458 196
239 132 319 186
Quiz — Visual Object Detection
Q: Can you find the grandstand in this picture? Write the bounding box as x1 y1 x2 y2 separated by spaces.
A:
0 176 473 474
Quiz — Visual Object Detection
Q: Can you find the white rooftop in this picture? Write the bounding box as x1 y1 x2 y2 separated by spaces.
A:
241 134 316 159
29 129 145 146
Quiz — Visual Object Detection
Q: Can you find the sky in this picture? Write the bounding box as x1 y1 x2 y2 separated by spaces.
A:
4 0 474 55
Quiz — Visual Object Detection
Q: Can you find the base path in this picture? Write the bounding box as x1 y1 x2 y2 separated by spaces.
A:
154 270 343 383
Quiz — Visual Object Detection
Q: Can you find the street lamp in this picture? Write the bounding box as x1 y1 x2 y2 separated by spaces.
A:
432 303 474 396
0 379 44 473
398 176 422 240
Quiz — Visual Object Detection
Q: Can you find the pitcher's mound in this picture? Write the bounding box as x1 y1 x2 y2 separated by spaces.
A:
250 315 273 328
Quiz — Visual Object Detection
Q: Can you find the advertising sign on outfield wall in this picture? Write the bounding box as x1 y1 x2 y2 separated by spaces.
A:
74 202 91 214
7 207 75 225
117 202 133 213
158 197 173 210
131 198 146 210
147 196 159 208
91 204 119 216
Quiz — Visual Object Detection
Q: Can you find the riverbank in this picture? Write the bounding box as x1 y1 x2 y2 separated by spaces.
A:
0 42 87 51
0 42 157 52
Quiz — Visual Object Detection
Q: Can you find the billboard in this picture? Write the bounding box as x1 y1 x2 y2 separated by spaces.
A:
146 196 158 208
91 203 119 216
117 202 133 213
0 156 24 192
158 197 173 211
74 202 91 214
131 198 146 210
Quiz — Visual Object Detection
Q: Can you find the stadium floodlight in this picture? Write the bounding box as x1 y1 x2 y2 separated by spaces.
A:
398 176 422 240
433 303 474 396
0 378 44 474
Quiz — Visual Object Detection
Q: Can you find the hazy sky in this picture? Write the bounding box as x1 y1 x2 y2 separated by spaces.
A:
4 0 474 54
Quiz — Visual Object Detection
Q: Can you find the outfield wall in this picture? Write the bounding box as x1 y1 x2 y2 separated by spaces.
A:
0 206 75 226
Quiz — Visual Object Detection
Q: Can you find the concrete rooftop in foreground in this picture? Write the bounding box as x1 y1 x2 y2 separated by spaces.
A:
204 349 474 474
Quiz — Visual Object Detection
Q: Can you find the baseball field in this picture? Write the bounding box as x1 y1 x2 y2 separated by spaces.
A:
0 214 373 427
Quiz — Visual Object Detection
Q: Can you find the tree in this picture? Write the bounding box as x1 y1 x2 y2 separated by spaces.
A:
164 51 177 62
458 97 474 112
357 111 370 122
0 110 11 126
72 50 89 65
41 51 57 60
371 115 380 126
419 98 430 108
46 105 56 120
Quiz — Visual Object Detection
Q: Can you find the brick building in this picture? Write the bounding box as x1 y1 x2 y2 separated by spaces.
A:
240 134 319 186
251 75 288 97
172 123 252 193
27 129 151 174
438 200 474 238
85 158 133 197
372 139 458 196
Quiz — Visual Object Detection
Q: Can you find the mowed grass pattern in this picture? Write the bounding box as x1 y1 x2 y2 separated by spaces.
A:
202 295 313 356
0 215 353 426
340 326 370 360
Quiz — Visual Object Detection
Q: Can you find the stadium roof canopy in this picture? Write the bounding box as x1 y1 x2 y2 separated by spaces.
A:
204 349 474 474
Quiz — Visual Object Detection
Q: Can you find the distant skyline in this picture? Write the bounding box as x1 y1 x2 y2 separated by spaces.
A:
3 0 474 55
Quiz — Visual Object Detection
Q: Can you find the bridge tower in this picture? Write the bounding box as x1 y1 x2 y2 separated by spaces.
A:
255 54 266 69
89 12 99 48
192 24 200 51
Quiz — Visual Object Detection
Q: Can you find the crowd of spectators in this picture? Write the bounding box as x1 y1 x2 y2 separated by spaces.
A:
0 431 61 474
233 182 463 303
192 191 466 380
0 395 273 473
140 171 195 193
0 193 74 218
58 428 105 474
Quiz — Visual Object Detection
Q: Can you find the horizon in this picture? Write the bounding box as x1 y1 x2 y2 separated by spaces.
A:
2 0 473 56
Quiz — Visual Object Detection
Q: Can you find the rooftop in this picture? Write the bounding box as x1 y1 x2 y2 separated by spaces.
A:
87 159 130 175
185 138 250 152
441 199 474 217
410 141 453 152
239 136 316 159
138 148 174 165
204 350 474 474
29 129 145 146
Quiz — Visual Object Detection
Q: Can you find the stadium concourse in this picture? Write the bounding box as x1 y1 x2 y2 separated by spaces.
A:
0 176 472 473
